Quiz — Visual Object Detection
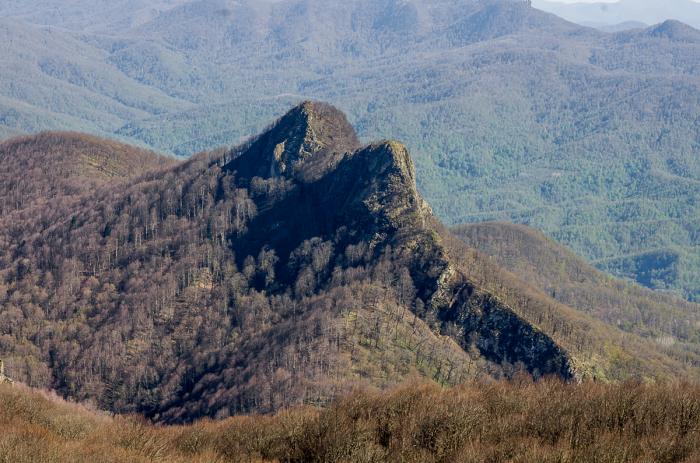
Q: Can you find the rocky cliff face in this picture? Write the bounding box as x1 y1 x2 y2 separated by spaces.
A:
227 101 360 183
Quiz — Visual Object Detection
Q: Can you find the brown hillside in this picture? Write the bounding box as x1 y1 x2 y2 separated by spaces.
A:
0 103 699 424
0 131 179 215
2 380 700 463
453 222 700 369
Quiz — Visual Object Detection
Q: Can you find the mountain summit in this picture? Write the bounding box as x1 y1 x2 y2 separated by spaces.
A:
645 19 700 42
0 103 698 422
228 101 360 182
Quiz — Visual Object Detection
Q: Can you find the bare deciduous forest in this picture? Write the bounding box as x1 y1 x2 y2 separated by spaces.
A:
1 2 700 462
2 103 700 431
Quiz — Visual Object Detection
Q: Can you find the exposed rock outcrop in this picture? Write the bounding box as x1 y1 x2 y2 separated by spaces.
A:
227 101 360 183
0 360 13 385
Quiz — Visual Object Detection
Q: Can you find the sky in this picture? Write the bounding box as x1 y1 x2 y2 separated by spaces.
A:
547 0 700 2
535 0 700 29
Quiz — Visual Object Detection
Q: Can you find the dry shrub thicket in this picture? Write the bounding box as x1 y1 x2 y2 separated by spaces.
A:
2 379 700 463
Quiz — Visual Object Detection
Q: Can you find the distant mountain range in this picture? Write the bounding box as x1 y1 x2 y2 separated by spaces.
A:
1 0 700 301
2 103 700 422
534 0 700 30
0 0 191 33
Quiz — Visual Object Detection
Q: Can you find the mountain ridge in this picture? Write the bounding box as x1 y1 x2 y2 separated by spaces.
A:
453 221 700 346
534 0 700 31
1 103 699 423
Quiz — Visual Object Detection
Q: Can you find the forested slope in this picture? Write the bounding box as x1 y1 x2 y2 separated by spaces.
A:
0 132 176 215
0 103 698 423
453 222 700 370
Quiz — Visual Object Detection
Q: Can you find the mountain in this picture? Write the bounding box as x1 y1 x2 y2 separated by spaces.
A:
534 0 700 30
0 0 191 33
1 0 700 301
1 102 699 424
0 18 190 141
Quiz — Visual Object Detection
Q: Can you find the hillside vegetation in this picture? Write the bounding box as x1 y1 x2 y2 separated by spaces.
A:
1 103 699 424
1 0 700 299
2 380 700 463
453 222 700 373
0 132 176 215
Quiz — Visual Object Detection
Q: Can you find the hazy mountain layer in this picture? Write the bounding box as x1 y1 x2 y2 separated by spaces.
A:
534 0 700 30
1 0 700 300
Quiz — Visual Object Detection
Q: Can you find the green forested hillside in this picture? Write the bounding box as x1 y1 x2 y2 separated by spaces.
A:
1 0 700 299
0 0 191 33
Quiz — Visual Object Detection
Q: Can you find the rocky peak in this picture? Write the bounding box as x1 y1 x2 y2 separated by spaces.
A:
339 140 432 226
226 101 360 182
231 136 435 276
